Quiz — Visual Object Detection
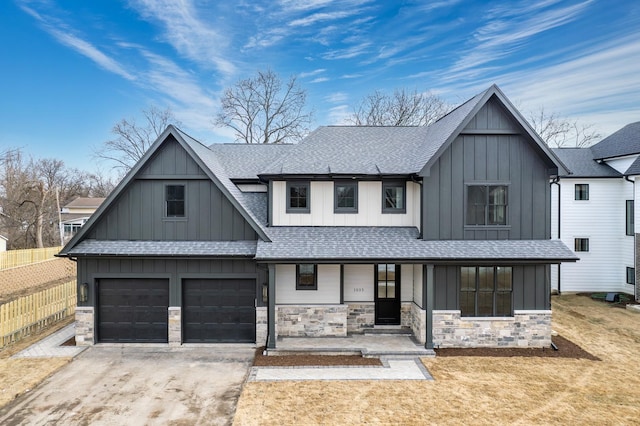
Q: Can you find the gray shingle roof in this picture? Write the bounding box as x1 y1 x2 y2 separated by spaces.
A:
590 121 640 160
624 155 640 175
552 148 620 177
255 227 578 262
209 144 294 180
67 240 257 256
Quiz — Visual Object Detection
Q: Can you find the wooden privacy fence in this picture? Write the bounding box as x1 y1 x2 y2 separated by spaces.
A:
0 280 77 349
0 246 62 270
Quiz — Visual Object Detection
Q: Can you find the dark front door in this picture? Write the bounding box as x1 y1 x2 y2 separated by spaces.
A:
97 278 170 343
375 264 400 325
182 278 256 343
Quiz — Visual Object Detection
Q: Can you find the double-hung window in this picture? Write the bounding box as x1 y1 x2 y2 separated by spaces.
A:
575 184 589 200
334 181 358 213
166 184 185 217
296 264 317 290
460 266 512 317
382 182 406 213
466 185 508 226
287 182 310 213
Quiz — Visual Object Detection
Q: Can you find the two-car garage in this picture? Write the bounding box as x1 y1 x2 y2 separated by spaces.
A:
96 278 256 344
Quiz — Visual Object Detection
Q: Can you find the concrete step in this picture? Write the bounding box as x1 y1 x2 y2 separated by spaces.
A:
363 326 413 336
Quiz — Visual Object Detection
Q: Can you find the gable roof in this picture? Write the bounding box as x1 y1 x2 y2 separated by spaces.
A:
590 121 640 160
209 143 294 180
552 148 620 178
259 84 568 178
59 126 271 256
64 197 106 209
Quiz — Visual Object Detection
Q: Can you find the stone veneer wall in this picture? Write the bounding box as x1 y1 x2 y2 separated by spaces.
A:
256 307 268 345
168 307 181 346
410 303 426 344
75 306 94 346
432 310 552 348
401 302 412 328
346 303 374 333
276 305 347 337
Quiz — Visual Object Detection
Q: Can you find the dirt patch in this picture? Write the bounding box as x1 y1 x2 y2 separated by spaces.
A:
253 347 382 366
435 335 600 360
577 291 638 308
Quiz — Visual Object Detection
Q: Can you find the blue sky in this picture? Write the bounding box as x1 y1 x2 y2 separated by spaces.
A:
1 0 640 172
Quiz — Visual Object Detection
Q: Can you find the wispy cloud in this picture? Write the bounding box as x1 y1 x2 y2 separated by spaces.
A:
323 42 372 60
310 77 329 83
129 0 235 75
325 92 348 103
299 69 326 78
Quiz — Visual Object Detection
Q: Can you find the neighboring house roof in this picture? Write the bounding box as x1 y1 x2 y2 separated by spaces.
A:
590 121 640 160
255 227 578 262
260 85 568 177
209 144 294 180
64 197 106 209
60 213 94 223
66 240 257 257
552 148 620 178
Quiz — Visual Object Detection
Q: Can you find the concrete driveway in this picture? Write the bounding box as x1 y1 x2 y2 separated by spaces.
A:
0 345 255 425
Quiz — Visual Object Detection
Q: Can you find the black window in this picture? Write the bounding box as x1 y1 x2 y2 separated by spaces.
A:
574 238 589 252
627 267 635 285
466 185 508 225
287 182 310 213
382 182 406 213
296 264 317 290
575 184 589 200
334 181 358 213
626 200 634 236
460 266 512 317
166 185 185 217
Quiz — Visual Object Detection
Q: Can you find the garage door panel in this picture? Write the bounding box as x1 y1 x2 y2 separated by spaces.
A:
183 279 256 343
98 278 169 343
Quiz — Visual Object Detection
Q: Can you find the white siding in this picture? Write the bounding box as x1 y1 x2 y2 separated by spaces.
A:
413 264 423 307
553 178 635 294
236 184 267 192
343 265 374 302
605 155 639 174
271 180 420 228
275 264 340 304
401 264 413 302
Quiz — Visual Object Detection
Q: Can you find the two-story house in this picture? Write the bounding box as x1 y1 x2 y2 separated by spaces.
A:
60 197 105 242
58 85 577 349
551 122 640 301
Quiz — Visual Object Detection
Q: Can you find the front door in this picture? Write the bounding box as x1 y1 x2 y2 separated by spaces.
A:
375 264 400 324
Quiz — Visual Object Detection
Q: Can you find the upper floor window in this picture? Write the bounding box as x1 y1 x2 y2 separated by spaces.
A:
466 185 508 226
574 238 589 252
165 185 185 217
296 264 317 290
626 200 634 236
334 181 358 213
287 181 310 213
575 184 589 200
460 266 512 317
382 182 406 213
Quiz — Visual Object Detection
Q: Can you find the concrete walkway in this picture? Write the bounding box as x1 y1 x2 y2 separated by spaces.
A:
271 334 435 357
249 357 433 381
12 323 87 358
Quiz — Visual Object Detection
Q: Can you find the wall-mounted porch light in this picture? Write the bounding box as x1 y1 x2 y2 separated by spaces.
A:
79 282 89 303
262 282 268 304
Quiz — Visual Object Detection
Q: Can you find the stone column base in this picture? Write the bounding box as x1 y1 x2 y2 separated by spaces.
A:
168 307 182 346
75 306 95 346
256 307 268 345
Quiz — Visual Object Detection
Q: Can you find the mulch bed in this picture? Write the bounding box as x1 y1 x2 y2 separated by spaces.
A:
253 335 599 366
435 335 600 360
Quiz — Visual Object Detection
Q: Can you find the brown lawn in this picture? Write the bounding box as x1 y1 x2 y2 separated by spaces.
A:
234 295 640 425
0 318 73 408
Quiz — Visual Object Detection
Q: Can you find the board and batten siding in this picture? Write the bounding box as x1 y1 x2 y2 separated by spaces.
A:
77 257 263 307
433 264 550 311
413 264 423 308
422 98 551 241
88 139 257 241
550 178 635 294
271 181 420 228
275 264 340 304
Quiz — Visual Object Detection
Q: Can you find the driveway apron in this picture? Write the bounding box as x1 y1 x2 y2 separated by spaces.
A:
0 345 255 426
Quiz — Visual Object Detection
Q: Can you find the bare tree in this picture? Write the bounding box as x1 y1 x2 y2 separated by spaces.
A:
215 69 313 144
527 107 601 148
348 88 451 126
95 106 180 171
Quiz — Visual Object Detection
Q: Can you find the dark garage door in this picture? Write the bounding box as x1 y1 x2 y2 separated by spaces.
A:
183 278 256 343
97 278 169 343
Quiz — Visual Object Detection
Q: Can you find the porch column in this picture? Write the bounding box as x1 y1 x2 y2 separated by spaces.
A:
267 264 276 349
424 264 434 350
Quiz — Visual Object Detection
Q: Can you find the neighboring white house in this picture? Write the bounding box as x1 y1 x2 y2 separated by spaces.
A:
551 122 640 301
0 235 7 252
60 197 105 242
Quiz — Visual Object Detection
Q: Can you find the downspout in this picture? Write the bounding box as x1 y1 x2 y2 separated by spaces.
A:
551 177 561 295
410 174 423 239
